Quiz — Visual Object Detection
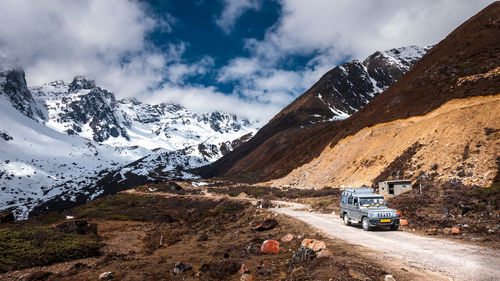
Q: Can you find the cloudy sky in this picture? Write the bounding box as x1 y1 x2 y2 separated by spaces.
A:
0 0 494 121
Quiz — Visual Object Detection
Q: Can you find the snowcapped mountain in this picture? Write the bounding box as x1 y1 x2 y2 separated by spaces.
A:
0 68 259 219
198 45 430 180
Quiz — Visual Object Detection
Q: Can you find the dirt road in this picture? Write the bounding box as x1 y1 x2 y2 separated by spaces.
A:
273 203 500 281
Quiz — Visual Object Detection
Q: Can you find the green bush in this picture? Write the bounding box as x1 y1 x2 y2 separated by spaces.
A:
0 226 101 271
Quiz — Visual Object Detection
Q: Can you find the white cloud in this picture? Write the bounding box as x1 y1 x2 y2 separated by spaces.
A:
215 0 261 33
217 0 494 119
144 84 282 121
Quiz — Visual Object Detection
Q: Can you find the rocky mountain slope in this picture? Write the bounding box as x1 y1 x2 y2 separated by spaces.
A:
197 46 429 180
263 2 500 188
0 67 259 219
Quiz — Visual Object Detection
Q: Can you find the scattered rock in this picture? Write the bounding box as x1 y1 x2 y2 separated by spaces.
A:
241 273 254 281
54 220 98 235
400 219 408 226
245 244 260 255
385 275 396 281
261 239 280 254
300 238 326 252
238 264 250 274
257 269 272 276
168 181 182 191
99 271 113 280
451 227 461 235
443 228 452 235
26 271 53 281
425 228 438 235
281 233 294 242
173 262 192 275
0 211 14 223
316 249 334 258
289 246 316 269
252 217 278 231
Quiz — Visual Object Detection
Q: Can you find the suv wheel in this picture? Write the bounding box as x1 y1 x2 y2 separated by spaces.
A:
362 217 371 231
343 213 351 226
390 225 399 231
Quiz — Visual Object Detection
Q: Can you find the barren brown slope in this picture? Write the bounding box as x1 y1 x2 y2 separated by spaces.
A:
205 2 500 182
269 94 500 188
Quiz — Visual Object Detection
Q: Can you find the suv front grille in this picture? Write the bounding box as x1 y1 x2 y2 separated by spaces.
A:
376 212 393 218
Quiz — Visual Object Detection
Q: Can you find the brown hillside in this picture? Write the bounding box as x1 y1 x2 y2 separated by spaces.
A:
269 94 500 188
207 2 500 183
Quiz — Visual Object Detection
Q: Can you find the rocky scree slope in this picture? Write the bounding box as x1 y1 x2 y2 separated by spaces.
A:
0 70 259 219
197 46 429 181
268 2 500 188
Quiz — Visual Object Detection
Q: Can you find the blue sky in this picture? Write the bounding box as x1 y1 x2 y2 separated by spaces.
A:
0 0 494 120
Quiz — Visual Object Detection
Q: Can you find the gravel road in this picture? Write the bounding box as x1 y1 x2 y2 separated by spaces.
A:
273 203 500 281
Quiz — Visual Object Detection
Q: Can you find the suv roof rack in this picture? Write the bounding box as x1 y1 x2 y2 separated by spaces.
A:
343 187 375 193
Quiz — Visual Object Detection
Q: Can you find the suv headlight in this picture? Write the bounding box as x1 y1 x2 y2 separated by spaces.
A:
368 213 377 218
392 212 399 218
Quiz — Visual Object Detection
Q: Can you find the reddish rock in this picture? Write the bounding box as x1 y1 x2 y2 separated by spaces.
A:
425 228 438 235
280 233 294 242
451 227 461 235
316 249 334 258
261 240 279 254
238 264 250 275
301 239 327 252
400 219 408 226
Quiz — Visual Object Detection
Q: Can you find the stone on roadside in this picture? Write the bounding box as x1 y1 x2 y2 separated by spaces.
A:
385 275 396 281
316 249 334 258
174 262 192 275
300 238 326 252
99 272 113 280
451 227 461 235
443 228 452 235
280 233 294 242
241 273 254 281
261 239 280 254
400 219 408 226
425 228 438 235
238 264 250 275
289 246 316 269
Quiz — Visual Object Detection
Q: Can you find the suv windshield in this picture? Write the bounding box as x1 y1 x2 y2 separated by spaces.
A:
360 197 386 207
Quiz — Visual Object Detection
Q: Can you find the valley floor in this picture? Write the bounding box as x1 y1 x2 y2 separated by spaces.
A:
1 184 498 280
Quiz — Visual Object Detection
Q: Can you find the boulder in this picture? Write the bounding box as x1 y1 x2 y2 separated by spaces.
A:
252 218 278 231
99 272 113 280
385 275 396 281
425 228 438 235
316 249 334 258
280 233 294 242
54 220 98 235
289 246 316 269
0 211 14 223
241 273 254 281
451 227 461 235
400 219 408 226
238 264 250 275
173 262 192 275
261 239 279 254
301 238 326 252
